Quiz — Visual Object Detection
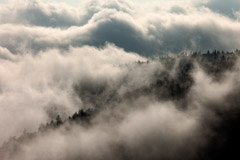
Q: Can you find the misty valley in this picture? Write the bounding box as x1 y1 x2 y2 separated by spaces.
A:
1 0 240 159
1 51 240 160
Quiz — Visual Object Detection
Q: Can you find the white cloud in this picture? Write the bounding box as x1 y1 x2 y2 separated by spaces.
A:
0 44 145 145
0 0 240 56
1 0 240 159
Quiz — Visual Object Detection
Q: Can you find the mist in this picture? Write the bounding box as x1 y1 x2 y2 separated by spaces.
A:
1 0 240 160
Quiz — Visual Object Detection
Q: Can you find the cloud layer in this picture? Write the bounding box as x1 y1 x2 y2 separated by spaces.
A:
1 0 240 160
1 49 240 160
0 0 240 56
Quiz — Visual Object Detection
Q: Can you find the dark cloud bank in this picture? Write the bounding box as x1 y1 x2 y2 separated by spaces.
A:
1 0 240 160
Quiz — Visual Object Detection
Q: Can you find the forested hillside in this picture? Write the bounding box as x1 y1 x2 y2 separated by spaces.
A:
1 50 240 160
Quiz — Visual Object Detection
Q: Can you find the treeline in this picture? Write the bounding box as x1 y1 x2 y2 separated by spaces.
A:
1 50 240 160
3 49 240 144
38 108 95 132
0 108 96 159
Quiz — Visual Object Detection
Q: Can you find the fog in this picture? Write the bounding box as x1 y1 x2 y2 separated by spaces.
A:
1 0 240 160
1 47 240 159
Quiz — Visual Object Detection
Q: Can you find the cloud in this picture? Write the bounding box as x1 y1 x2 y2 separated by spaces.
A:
1 0 240 159
1 48 240 160
0 44 145 145
0 0 82 27
2 52 240 160
0 0 240 56
1 101 205 160
204 0 240 19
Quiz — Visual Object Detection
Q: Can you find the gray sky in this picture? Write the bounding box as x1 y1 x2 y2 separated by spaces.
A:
33 0 240 19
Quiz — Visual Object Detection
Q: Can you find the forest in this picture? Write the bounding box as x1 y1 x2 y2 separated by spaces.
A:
1 50 240 160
